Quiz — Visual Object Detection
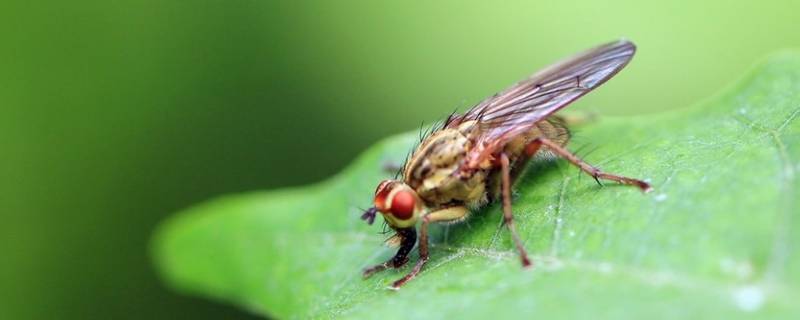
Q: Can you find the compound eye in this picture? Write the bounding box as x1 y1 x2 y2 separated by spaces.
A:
390 190 415 220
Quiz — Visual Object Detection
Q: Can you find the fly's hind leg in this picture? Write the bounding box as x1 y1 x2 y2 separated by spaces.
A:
499 153 532 267
390 206 468 289
527 137 652 192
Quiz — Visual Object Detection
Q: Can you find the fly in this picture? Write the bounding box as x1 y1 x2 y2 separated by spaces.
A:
360 40 652 289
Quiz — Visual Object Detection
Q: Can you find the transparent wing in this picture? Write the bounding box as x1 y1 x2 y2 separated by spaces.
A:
447 40 636 166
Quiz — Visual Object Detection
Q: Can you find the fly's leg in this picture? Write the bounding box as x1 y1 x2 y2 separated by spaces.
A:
391 206 468 289
363 227 416 278
528 137 652 192
499 153 533 267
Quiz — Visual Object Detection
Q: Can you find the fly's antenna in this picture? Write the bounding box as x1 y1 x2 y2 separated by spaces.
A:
360 207 378 225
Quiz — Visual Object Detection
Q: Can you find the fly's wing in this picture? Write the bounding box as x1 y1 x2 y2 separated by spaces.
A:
447 40 636 167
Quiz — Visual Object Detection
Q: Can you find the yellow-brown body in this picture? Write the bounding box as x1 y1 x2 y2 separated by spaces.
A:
361 40 650 289
403 117 570 212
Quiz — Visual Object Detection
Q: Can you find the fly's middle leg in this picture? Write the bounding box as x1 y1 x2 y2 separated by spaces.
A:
500 153 533 267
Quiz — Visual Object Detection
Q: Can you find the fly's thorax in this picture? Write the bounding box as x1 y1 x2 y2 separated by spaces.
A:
403 128 471 185
402 121 488 207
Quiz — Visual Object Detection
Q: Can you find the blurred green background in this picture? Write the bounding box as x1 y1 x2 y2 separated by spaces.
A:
1 1 798 319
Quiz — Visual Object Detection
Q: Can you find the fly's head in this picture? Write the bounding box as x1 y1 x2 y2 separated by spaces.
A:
360 180 422 228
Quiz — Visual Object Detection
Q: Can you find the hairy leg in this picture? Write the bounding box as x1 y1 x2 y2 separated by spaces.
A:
362 227 416 278
390 206 468 289
529 137 652 192
500 153 533 267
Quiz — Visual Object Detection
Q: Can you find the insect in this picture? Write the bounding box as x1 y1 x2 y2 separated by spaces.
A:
360 40 652 289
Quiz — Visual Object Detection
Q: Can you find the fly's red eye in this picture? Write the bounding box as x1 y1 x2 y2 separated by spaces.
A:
390 190 415 220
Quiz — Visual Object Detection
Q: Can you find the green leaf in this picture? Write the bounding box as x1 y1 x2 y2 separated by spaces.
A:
152 52 800 319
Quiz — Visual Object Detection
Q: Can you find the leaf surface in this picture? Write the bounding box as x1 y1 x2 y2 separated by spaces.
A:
153 53 800 319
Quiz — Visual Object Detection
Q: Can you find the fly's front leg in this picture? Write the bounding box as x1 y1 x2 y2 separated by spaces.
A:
528 137 652 192
363 227 416 278
391 206 468 289
499 153 532 267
